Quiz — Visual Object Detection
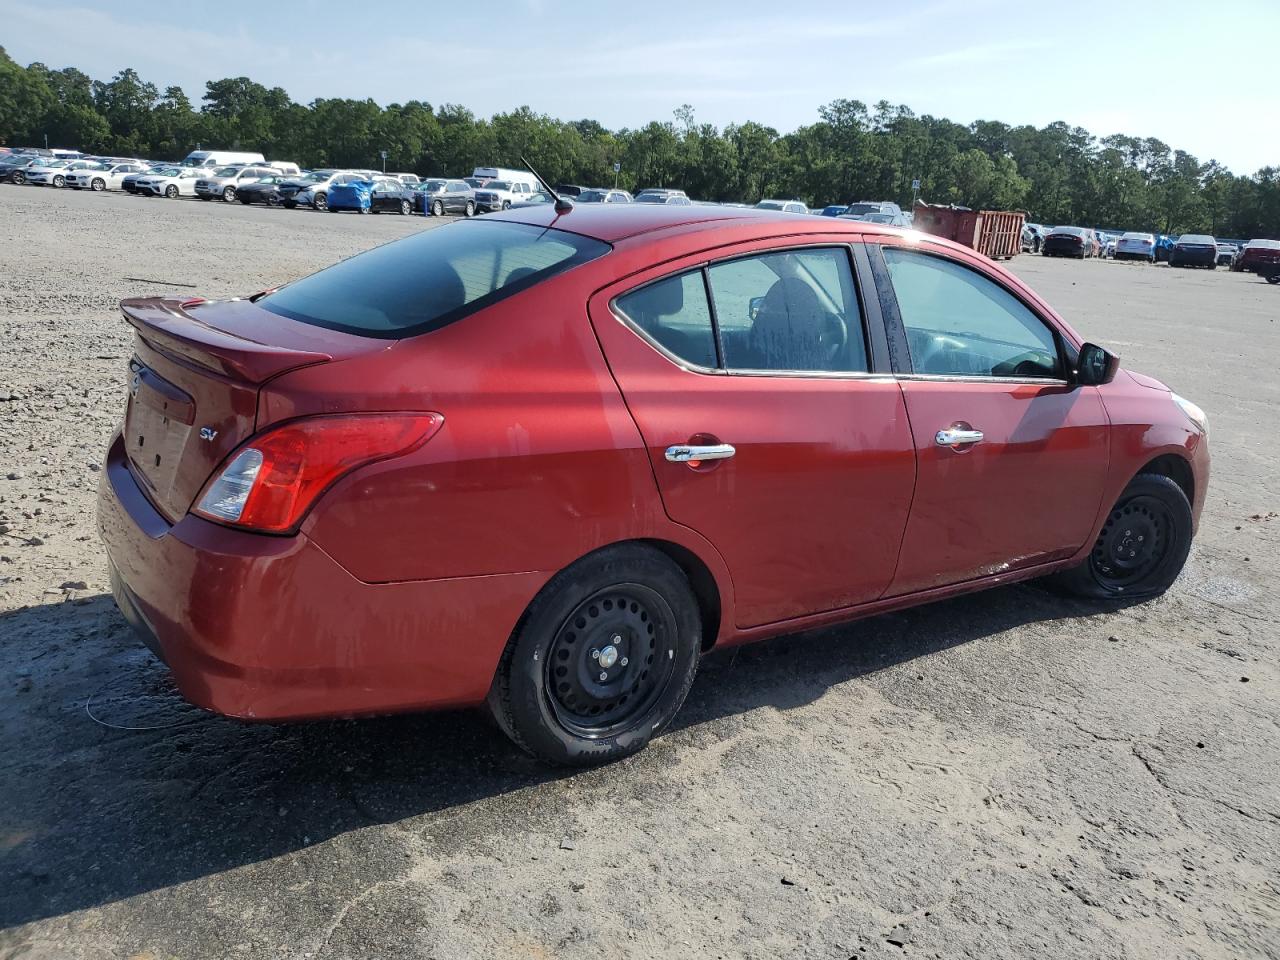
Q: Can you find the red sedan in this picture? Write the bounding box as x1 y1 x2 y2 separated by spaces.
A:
98 204 1210 765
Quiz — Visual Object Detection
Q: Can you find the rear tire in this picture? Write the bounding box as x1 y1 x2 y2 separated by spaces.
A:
488 544 701 766
1049 473 1193 600
239 196 252 205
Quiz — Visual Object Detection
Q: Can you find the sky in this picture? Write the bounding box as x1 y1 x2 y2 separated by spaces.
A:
4 0 1278 174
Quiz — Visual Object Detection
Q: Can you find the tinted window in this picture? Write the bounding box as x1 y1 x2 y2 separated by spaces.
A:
707 248 867 373
883 247 1061 379
615 273 717 368
261 221 609 338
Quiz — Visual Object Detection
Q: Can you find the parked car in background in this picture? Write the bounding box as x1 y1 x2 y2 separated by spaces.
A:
471 166 539 190
755 199 808 214
1169 234 1218 268
1021 223 1047 253
575 188 633 203
553 184 587 197
1115 232 1157 262
1231 238 1280 273
97 204 1208 767
278 170 373 210
416 178 475 216
846 210 909 227
1155 235 1176 262
181 150 266 169
1215 242 1238 266
26 158 99 187
817 204 849 217
390 173 420 187
66 160 148 192
474 180 541 212
236 176 294 206
844 200 905 220
264 161 302 176
369 178 416 214
1042 226 1097 258
123 166 172 194
135 167 204 198
326 179 378 214
0 155 43 184
635 189 692 205
195 165 277 202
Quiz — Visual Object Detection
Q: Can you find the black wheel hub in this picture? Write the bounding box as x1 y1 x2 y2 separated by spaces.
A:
1090 495 1172 590
546 585 676 737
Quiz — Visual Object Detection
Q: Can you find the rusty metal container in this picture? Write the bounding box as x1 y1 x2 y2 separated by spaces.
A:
912 202 1025 260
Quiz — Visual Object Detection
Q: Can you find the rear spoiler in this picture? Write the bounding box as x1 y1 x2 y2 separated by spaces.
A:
121 297 332 384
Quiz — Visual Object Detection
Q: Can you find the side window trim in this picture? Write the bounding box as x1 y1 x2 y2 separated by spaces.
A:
867 241 1070 382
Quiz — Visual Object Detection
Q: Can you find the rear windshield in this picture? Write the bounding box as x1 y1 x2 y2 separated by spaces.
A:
260 220 610 338
844 203 879 215
1178 235 1213 244
1052 226 1084 236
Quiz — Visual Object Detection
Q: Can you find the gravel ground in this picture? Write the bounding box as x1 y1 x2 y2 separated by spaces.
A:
1 186 1277 960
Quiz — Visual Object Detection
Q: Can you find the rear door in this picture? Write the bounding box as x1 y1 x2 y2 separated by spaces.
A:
589 238 916 628
867 240 1110 595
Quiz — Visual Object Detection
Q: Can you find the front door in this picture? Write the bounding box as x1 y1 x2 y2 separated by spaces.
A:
871 243 1111 595
589 240 917 628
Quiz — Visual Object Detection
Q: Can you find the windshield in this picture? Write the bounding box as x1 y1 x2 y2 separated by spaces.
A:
755 201 784 210
1121 232 1153 241
211 166 241 177
261 221 610 338
484 181 510 191
635 194 668 203
863 213 896 223
1052 227 1084 236
577 190 608 202
844 203 880 215
1178 235 1213 244
149 168 181 177
420 179 446 191
1245 239 1280 249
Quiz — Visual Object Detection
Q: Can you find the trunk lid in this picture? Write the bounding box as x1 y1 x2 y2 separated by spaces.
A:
119 296 384 522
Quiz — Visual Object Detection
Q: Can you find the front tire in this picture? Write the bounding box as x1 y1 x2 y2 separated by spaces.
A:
91 178 106 192
488 544 702 766
53 175 66 188
165 185 179 199
399 199 411 215
1050 473 1193 600
465 200 475 217
501 200 512 210
432 199 444 217
314 192 328 211
222 187 236 202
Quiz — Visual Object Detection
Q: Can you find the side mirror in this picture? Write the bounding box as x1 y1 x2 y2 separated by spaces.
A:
1076 342 1120 386
749 296 764 321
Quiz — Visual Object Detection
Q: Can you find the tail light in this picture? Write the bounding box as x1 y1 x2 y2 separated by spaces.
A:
193 413 443 533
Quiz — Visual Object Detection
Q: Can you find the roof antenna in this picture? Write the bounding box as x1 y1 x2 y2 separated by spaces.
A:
521 155 573 214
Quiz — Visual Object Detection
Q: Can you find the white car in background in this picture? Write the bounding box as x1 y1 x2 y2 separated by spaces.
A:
755 199 809 214
194 165 278 202
136 167 204 198
66 161 148 192
472 179 541 212
25 158 100 187
1114 232 1157 262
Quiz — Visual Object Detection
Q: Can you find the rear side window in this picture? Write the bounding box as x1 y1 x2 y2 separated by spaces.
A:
615 274 717 368
261 221 610 338
883 247 1061 379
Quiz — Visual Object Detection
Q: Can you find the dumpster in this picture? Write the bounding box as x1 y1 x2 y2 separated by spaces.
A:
911 202 1025 260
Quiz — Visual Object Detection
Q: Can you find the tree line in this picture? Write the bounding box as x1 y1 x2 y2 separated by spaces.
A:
2 47 1277 239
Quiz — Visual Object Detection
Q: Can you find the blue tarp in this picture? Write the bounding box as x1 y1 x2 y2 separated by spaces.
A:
327 180 374 212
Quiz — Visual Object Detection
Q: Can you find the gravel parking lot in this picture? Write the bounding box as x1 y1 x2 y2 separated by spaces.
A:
1 186 1277 960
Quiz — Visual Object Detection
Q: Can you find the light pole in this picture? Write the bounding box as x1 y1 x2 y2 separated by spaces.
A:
613 161 620 189
380 149 388 173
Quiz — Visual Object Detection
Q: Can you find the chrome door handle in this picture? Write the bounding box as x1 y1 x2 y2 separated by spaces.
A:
665 443 736 463
935 427 984 446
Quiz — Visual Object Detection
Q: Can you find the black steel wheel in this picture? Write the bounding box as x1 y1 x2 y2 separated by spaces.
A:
1049 473 1193 599
489 544 702 766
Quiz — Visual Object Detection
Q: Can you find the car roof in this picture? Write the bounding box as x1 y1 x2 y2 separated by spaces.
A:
489 201 912 245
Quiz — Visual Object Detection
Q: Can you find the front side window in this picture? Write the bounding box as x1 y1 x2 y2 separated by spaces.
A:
883 247 1061 379
261 220 610 338
708 248 867 373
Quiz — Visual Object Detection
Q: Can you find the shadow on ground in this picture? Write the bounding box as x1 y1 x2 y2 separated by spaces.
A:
0 582 1118 928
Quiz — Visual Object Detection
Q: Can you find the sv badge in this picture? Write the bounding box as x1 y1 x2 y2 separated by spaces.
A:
199 427 218 442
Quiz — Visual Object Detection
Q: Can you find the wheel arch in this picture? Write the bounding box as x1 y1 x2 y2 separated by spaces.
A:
1137 452 1195 507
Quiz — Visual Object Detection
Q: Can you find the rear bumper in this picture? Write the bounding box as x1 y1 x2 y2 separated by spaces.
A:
97 430 543 720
